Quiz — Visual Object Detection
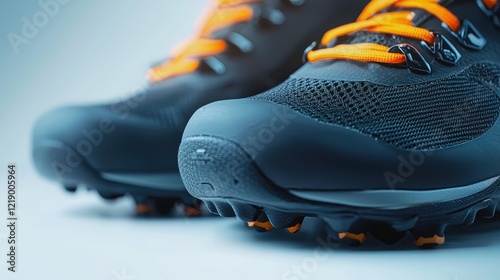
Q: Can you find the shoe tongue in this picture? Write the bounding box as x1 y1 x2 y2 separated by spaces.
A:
347 31 403 47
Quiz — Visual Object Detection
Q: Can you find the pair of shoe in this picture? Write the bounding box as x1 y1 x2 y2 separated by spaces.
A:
33 0 500 247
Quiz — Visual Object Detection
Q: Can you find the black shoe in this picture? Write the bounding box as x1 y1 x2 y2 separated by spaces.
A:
179 0 500 245
32 0 366 215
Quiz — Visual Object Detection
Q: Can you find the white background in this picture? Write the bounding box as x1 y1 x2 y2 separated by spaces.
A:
1 1 500 279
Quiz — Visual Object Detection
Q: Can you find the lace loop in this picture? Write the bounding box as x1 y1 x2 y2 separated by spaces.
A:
308 0 497 66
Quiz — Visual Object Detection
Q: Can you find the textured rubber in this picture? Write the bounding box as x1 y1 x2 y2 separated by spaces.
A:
179 136 500 247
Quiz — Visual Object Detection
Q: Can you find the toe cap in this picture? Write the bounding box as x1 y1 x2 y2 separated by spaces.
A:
183 99 500 191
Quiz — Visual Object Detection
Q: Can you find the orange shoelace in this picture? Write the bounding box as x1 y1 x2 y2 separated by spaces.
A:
307 0 498 65
149 0 259 83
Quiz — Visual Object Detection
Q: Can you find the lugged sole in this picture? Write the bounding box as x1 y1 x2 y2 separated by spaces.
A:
179 136 500 247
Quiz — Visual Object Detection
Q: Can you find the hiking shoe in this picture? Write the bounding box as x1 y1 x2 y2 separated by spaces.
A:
32 0 365 215
179 0 500 245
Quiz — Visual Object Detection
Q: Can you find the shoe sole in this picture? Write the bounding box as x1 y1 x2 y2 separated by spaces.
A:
34 141 201 216
179 136 500 247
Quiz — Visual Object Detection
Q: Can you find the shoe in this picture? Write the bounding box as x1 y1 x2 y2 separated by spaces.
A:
179 0 500 246
32 0 366 216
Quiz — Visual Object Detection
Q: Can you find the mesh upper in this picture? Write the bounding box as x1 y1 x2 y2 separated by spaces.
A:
252 64 500 150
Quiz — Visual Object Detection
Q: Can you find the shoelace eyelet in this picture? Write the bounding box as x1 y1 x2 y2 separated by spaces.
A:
492 2 500 27
477 0 500 27
388 44 432 74
199 57 227 75
257 6 286 27
225 32 255 54
421 33 461 65
442 20 487 50
302 41 319 63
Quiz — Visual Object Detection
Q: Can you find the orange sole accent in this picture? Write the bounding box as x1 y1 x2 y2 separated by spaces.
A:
136 204 151 214
247 221 274 231
185 206 201 217
287 223 302 234
338 232 367 244
414 235 445 247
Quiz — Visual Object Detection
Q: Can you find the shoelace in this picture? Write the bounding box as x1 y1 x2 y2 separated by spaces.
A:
149 0 260 83
307 0 498 65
